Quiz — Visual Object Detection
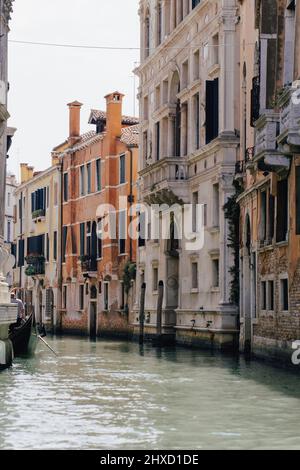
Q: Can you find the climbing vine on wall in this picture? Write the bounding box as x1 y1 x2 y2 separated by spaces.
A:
223 181 243 306
123 261 137 295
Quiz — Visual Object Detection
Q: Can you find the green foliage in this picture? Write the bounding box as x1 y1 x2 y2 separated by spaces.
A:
223 181 243 306
123 261 137 294
25 265 36 277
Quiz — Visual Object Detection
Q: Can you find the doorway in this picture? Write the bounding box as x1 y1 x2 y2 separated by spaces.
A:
89 285 98 338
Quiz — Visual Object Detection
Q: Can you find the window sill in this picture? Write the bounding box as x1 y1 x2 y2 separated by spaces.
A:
191 288 199 294
211 287 220 293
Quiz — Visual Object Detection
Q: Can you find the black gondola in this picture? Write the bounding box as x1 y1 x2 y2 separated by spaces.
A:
9 314 39 357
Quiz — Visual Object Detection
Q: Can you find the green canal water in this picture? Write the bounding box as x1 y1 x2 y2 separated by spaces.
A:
0 336 300 450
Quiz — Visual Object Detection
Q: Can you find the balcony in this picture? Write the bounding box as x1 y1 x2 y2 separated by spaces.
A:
25 255 45 276
141 157 189 195
278 83 300 149
80 255 98 273
254 111 291 175
32 209 46 222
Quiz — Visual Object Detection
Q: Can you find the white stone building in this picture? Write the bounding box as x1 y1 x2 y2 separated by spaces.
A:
134 0 241 349
5 172 17 286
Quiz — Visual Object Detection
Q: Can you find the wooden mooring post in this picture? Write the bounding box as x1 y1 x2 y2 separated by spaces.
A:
139 283 146 345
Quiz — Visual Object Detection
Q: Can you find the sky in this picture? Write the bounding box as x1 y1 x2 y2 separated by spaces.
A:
7 0 140 180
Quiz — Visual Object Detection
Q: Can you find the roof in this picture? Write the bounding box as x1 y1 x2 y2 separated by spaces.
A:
89 109 139 126
120 124 139 146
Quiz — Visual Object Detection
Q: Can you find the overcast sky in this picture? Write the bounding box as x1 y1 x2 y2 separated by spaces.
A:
7 0 140 180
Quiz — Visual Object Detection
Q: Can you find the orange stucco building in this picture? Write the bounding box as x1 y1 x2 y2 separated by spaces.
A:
53 92 139 337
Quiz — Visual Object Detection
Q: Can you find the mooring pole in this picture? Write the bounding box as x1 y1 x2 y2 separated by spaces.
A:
156 281 164 344
139 282 146 345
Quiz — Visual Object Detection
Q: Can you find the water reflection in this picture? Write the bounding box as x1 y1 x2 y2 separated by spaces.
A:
0 336 299 450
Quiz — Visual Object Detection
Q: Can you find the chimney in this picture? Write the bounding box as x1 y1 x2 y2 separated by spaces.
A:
68 101 83 143
105 91 124 139
20 163 34 184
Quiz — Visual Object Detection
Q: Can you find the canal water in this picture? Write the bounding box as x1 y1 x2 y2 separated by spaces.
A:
0 336 300 450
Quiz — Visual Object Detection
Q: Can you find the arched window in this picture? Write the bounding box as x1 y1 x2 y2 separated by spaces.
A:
144 9 150 59
170 70 181 156
157 1 163 46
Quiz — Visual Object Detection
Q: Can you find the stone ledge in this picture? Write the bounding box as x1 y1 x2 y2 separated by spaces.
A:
0 304 18 325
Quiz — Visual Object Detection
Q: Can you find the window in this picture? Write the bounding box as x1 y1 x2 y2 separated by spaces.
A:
193 50 200 81
46 234 50 262
297 167 300 235
153 267 159 292
80 223 85 257
162 79 168 104
260 190 267 241
18 239 25 267
211 34 219 66
87 163 92 194
31 188 46 215
155 121 160 161
213 184 220 227
261 281 267 310
157 1 162 45
192 191 199 233
212 259 219 288
63 286 67 310
205 78 219 144
7 220 11 242
80 165 85 196
96 159 102 192
192 262 198 289
192 0 200 9
143 131 148 161
7 192 10 207
62 226 67 263
203 204 208 227
145 14 150 59
46 186 50 208
143 95 149 120
276 179 288 242
79 285 84 311
268 281 274 311
53 231 57 261
63 173 69 202
120 154 126 184
280 278 289 311
54 182 58 206
155 84 161 109
97 219 103 259
119 210 126 254
104 283 109 311
182 60 189 89
193 93 200 150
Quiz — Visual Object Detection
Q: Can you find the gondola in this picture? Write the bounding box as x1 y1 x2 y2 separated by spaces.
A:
9 314 39 358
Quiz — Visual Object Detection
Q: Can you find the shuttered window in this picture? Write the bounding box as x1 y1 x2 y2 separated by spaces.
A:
80 223 85 256
18 239 25 267
205 78 219 144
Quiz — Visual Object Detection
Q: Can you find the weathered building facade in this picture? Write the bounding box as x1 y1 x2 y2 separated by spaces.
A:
5 172 17 286
13 163 61 330
0 0 17 368
134 0 241 349
238 0 300 363
54 92 139 337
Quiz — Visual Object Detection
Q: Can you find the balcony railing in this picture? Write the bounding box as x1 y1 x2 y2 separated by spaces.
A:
80 255 98 273
255 111 280 157
278 84 300 148
32 209 45 220
25 255 45 276
141 157 188 192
